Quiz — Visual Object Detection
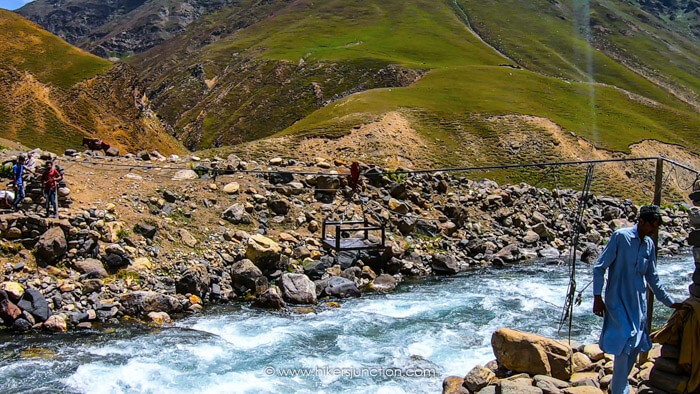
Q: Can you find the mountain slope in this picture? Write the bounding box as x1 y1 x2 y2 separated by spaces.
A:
17 0 234 57
123 0 698 153
13 0 699 168
0 10 185 154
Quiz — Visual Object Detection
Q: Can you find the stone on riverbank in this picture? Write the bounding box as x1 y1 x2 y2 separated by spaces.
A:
44 315 67 332
176 264 210 298
491 328 573 380
120 291 181 317
464 365 496 392
34 227 67 265
246 234 282 271
281 273 317 304
17 289 50 323
230 259 268 295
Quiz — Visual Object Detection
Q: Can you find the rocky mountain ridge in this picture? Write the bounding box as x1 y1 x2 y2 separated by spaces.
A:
17 0 237 57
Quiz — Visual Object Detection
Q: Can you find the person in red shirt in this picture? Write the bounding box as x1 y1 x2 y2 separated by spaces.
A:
42 161 62 218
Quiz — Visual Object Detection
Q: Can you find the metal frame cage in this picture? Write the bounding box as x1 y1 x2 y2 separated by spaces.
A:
321 219 386 251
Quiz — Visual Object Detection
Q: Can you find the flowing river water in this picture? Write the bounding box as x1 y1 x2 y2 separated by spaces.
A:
0 254 693 394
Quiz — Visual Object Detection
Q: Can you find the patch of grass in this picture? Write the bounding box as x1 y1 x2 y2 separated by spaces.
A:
386 170 407 183
114 269 142 284
116 228 129 240
280 66 699 153
0 163 12 179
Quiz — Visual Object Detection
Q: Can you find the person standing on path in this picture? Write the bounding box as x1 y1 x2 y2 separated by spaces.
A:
592 204 682 394
41 160 62 218
12 155 30 211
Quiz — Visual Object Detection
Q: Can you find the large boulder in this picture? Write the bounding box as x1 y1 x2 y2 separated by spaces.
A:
370 274 397 292
246 234 282 271
222 203 251 224
253 287 286 310
34 226 67 265
17 288 50 323
491 328 573 381
230 259 268 295
324 276 361 298
175 264 210 298
74 258 108 278
432 254 460 275
280 273 317 304
120 291 181 317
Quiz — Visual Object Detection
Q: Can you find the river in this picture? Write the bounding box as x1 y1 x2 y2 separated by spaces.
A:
0 254 693 393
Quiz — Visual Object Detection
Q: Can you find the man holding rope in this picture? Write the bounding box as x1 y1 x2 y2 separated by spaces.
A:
593 205 682 394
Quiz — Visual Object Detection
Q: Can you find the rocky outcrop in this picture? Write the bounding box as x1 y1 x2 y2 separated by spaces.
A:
446 330 644 394
18 0 236 57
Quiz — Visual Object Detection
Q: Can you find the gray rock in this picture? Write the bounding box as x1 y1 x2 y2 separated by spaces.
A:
269 172 294 184
74 258 108 278
371 274 397 292
134 223 157 239
304 259 329 280
222 203 252 225
34 227 67 265
12 318 33 332
281 273 317 304
539 247 560 259
120 291 181 316
230 259 268 295
324 276 360 298
253 287 286 310
17 288 50 322
432 254 460 275
176 264 210 298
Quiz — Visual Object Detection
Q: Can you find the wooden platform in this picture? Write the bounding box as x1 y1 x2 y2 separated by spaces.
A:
322 237 382 251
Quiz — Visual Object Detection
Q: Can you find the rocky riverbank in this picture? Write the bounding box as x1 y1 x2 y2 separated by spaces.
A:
0 149 694 333
443 328 662 394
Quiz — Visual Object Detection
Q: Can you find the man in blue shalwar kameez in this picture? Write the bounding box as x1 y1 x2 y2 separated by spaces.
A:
592 205 681 394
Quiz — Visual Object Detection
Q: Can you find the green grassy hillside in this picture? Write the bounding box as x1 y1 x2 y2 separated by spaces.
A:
208 0 506 68
0 9 111 89
127 0 699 155
457 0 699 109
280 66 699 153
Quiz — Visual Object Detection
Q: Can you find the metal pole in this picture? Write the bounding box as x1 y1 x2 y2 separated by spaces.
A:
642 158 663 361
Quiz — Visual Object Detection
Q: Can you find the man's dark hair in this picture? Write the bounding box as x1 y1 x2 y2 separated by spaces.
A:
639 204 662 225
